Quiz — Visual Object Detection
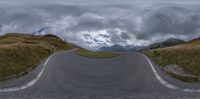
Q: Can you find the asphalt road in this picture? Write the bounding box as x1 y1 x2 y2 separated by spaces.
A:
0 50 199 99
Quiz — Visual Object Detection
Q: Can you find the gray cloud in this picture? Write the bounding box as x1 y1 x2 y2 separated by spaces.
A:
0 0 200 5
120 32 131 39
136 6 200 40
0 3 200 50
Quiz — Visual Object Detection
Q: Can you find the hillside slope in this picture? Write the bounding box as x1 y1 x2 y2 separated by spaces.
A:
0 33 74 80
146 38 185 50
143 37 200 82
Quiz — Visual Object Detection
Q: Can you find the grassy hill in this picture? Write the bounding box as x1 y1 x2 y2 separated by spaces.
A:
143 37 200 82
74 49 120 58
0 33 74 80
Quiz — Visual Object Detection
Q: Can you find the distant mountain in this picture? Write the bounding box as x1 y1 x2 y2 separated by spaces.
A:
130 46 147 51
97 38 185 52
188 36 200 43
97 45 147 52
98 45 127 52
146 38 185 50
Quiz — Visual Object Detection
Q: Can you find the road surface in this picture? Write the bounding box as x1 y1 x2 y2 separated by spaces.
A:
0 50 199 99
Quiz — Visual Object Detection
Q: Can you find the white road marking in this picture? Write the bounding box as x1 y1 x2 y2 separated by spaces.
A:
0 55 53 92
143 54 200 92
0 52 200 93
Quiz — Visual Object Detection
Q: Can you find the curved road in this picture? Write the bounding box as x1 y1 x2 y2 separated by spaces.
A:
0 50 199 99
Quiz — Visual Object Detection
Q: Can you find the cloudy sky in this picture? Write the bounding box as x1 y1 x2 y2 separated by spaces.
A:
0 0 200 50
0 0 199 4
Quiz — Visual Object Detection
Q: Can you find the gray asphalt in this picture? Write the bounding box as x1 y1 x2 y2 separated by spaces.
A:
0 50 199 99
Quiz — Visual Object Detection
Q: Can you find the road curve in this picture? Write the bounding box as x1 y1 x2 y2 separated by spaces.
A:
0 50 199 99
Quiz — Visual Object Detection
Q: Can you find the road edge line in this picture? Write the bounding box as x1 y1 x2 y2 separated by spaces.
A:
0 54 53 92
142 54 200 92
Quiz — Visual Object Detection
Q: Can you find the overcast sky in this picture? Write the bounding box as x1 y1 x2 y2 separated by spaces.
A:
0 0 200 50
0 0 199 5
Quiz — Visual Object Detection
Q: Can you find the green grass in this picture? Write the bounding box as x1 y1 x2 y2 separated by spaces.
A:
0 33 74 80
144 47 200 76
143 40 200 82
74 49 120 58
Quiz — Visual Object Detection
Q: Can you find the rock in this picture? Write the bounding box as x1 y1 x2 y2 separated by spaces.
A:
164 64 200 78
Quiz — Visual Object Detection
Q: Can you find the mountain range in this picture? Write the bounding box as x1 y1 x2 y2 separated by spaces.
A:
97 38 186 52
